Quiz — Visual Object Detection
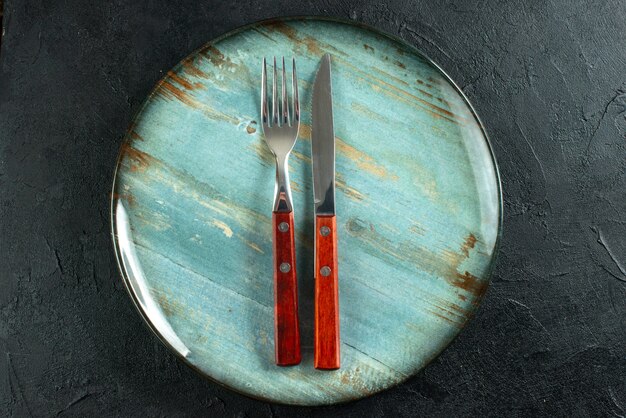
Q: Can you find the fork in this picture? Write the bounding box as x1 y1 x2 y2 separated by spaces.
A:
261 57 301 366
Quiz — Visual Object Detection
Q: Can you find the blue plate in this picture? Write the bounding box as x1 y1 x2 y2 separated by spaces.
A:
111 17 502 405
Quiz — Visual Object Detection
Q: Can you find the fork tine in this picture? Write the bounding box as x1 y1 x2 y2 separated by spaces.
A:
272 56 278 127
261 57 268 127
282 57 290 126
292 57 299 123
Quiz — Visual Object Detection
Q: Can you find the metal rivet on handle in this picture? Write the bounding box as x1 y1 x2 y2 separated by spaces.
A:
278 222 289 232
320 266 331 276
320 226 331 236
280 262 291 273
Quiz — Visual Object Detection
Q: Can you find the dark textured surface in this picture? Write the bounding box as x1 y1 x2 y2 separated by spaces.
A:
1 0 625 416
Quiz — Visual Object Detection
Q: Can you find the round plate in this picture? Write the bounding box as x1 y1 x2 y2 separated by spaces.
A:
112 17 501 405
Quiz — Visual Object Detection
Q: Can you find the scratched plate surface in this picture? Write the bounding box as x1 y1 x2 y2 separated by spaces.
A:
112 18 501 405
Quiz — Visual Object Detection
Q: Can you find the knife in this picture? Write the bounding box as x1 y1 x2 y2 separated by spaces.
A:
311 53 340 370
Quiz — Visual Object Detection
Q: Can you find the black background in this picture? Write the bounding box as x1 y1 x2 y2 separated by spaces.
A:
2 0 626 416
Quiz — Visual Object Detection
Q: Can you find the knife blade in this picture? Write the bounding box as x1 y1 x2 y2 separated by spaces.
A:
311 53 340 370
312 54 336 216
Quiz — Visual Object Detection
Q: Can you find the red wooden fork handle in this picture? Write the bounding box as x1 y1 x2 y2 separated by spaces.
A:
272 211 301 366
314 215 340 369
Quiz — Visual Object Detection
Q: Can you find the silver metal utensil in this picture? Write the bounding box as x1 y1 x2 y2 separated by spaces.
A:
311 53 340 370
261 56 301 366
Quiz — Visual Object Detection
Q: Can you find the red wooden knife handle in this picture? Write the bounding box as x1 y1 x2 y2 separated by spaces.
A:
272 211 301 366
314 215 340 369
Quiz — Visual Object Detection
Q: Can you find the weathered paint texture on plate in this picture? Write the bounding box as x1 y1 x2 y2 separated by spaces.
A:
111 18 501 405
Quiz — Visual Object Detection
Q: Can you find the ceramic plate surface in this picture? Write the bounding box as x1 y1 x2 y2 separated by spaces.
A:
112 17 501 405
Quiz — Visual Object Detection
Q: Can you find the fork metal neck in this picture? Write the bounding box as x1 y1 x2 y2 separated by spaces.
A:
273 155 293 212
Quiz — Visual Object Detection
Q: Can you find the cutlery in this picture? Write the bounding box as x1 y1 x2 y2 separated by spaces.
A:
311 54 340 369
261 56 301 366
